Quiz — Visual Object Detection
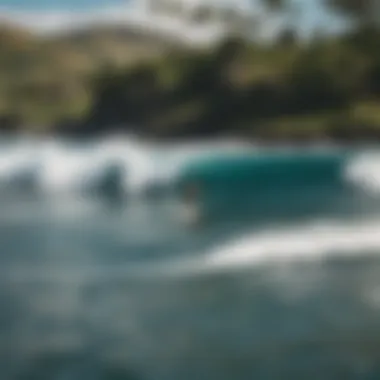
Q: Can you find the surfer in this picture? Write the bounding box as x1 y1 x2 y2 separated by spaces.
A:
179 181 204 227
97 163 125 207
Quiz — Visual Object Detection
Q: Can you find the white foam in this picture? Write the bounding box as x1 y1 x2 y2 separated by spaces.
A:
0 141 37 183
6 217 380 282
344 152 380 195
0 136 254 195
39 143 101 193
1 137 380 199
204 218 380 271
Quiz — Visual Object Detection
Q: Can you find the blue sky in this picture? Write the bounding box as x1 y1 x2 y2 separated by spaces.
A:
291 0 345 37
0 0 344 38
0 0 127 11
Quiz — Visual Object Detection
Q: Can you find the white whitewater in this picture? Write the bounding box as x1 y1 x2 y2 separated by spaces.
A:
2 137 380 278
0 135 254 195
0 137 380 198
205 218 380 270
344 151 380 195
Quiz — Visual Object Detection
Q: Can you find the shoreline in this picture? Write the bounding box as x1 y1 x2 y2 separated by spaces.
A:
2 128 380 150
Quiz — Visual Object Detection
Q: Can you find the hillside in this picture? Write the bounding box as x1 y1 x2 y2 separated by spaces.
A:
1 21 380 142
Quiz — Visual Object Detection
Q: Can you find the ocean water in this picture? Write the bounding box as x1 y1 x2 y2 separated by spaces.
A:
2 136 380 380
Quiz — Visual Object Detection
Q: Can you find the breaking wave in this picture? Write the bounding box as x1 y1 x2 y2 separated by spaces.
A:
0 135 255 196
0 136 379 199
204 217 380 271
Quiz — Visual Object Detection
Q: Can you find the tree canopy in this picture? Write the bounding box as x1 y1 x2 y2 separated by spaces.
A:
1 3 380 141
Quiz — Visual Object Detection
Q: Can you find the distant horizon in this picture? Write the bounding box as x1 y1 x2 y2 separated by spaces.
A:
0 0 127 11
0 0 278 42
0 0 346 40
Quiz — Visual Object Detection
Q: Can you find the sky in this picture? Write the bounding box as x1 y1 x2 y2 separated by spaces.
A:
0 0 344 39
0 0 126 11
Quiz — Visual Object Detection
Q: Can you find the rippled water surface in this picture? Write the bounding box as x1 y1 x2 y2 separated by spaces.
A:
2 139 380 379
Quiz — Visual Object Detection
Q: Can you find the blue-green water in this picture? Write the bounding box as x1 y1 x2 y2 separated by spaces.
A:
2 138 380 380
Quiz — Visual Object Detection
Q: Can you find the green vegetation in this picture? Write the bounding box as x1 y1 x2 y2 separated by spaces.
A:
1 0 380 141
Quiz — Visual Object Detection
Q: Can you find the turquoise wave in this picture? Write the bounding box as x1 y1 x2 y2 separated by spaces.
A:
178 152 347 186
175 151 356 223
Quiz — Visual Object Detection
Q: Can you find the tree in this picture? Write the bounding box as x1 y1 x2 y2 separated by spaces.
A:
276 27 299 47
324 0 380 25
261 0 380 25
260 0 287 11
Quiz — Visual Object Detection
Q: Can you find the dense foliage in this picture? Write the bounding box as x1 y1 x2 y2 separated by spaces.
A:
1 0 380 141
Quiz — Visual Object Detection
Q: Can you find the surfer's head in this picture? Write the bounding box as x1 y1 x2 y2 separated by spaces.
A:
183 181 201 201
